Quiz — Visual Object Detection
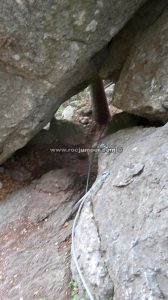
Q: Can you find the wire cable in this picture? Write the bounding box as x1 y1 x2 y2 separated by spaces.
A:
104 81 113 90
85 152 93 193
72 171 110 300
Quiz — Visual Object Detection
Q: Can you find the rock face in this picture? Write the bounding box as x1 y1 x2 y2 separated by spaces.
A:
0 0 146 164
100 0 168 80
49 118 86 145
29 118 86 146
113 7 168 122
0 168 85 300
105 112 142 135
72 123 168 299
62 106 75 121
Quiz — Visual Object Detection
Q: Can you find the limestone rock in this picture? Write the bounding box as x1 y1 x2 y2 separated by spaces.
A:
113 8 168 122
105 112 142 135
5 165 32 181
62 106 75 121
72 123 168 299
28 128 56 145
0 0 147 164
100 0 168 80
49 118 86 145
72 200 114 300
105 83 115 104
28 118 86 146
0 168 84 300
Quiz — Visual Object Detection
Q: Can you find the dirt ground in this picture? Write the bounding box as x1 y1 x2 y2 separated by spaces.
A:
0 88 119 299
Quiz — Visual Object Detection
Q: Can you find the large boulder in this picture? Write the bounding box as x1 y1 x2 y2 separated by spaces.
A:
29 119 86 146
0 0 147 164
72 123 168 299
113 7 168 122
100 0 168 80
0 168 85 300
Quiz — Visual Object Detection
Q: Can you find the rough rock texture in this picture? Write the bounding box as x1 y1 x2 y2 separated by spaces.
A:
62 106 75 121
105 112 142 135
29 119 86 146
0 168 85 300
49 118 86 145
72 192 114 300
72 123 168 299
0 0 147 164
100 0 168 80
113 7 168 122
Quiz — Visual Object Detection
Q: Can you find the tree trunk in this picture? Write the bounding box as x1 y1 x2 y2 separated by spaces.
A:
90 76 110 125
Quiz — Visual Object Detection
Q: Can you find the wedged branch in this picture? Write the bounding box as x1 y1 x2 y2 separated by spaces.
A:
90 76 110 125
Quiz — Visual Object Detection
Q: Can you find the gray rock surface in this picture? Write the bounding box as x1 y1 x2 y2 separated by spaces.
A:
49 118 86 145
113 7 168 122
0 168 84 300
0 0 146 164
5 165 32 181
29 118 86 145
105 112 142 136
62 106 75 121
105 83 115 104
71 192 114 300
100 0 168 80
72 123 168 299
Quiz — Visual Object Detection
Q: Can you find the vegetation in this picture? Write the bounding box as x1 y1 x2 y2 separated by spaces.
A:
69 279 85 300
